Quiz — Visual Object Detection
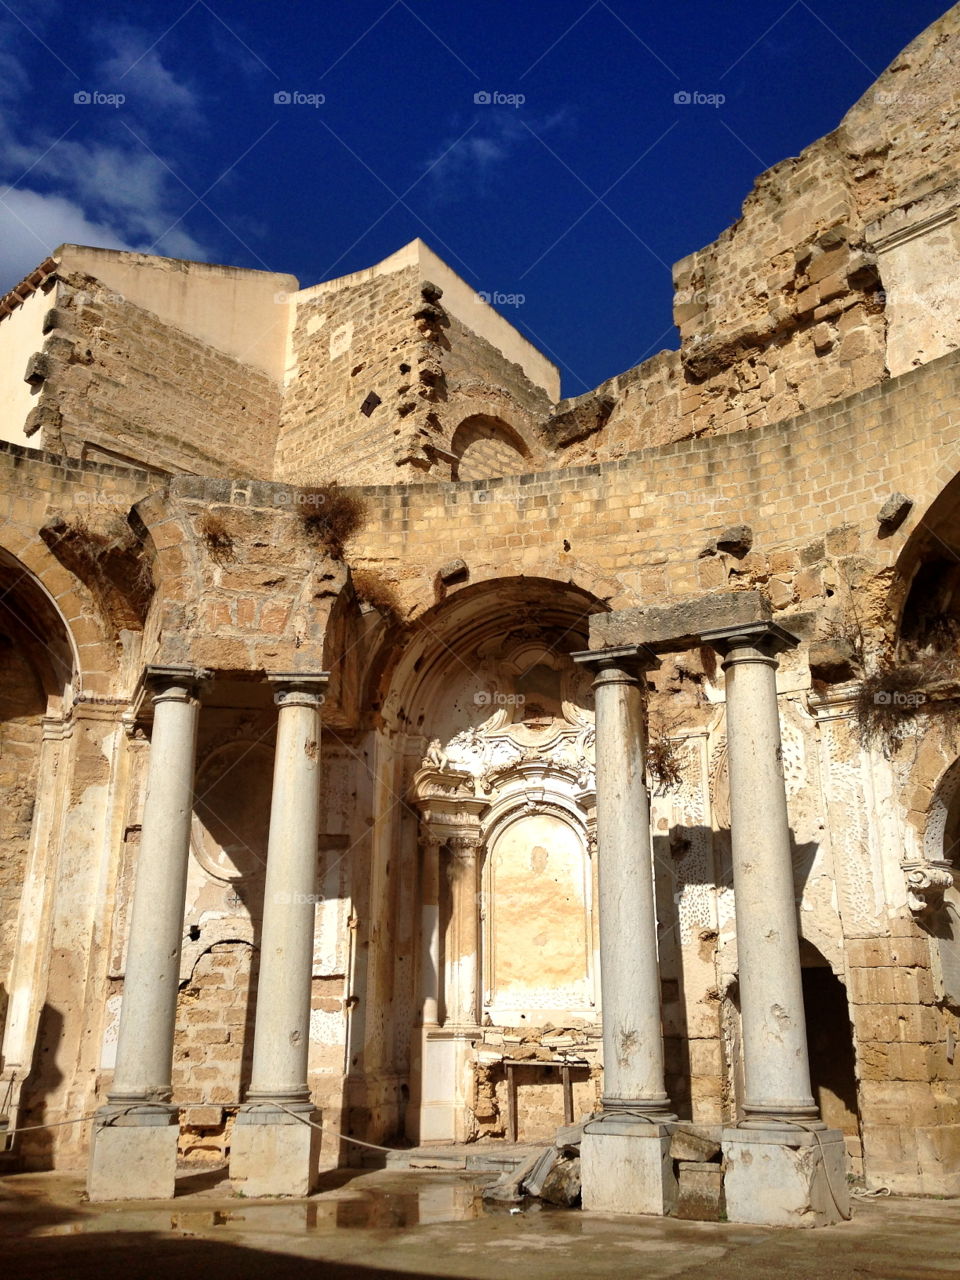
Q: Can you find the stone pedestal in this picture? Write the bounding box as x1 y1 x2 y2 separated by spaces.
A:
580 1117 677 1215
723 1126 850 1227
88 1109 179 1202
230 1109 322 1199
419 1030 476 1142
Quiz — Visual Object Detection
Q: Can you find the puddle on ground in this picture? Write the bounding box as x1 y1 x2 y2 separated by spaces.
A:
25 1178 499 1239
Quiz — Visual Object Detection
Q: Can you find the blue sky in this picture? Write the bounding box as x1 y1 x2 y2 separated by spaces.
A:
0 1 950 396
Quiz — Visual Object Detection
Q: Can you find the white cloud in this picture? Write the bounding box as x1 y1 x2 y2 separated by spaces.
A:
0 122 209 292
0 188 133 285
97 25 199 116
423 109 570 201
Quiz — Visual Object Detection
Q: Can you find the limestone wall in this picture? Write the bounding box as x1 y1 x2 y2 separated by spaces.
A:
274 242 554 486
26 271 283 477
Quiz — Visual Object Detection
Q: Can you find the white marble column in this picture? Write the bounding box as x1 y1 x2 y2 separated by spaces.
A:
231 673 328 1197
573 646 676 1216
702 622 818 1124
420 832 442 1030
88 665 209 1201
581 649 674 1118
443 832 482 1033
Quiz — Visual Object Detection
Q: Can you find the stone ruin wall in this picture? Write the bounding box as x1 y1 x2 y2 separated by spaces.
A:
274 261 553 487
546 5 960 468
24 272 282 478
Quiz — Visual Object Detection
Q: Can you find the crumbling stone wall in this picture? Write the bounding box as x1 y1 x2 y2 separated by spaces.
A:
543 6 960 468
26 273 282 477
275 264 551 485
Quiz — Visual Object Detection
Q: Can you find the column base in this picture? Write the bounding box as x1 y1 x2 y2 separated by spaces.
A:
87 1106 179 1202
580 1116 677 1215
722 1126 850 1227
229 1108 321 1197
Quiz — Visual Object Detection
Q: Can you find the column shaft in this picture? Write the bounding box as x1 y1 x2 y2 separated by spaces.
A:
110 669 206 1105
708 625 817 1122
590 656 672 1117
421 835 442 1027
246 676 327 1107
443 836 480 1030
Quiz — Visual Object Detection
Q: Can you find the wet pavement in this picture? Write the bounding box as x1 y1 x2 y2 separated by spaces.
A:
1 1167 959 1279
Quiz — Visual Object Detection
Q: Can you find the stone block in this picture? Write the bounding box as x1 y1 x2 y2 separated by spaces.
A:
539 1155 581 1206
675 1160 725 1221
670 1126 721 1162
87 1118 179 1201
588 589 770 653
722 1127 849 1227
229 1113 321 1198
580 1120 677 1215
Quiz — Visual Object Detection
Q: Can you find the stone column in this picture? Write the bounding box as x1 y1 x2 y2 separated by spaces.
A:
230 673 328 1198
420 832 442 1031
704 623 815 1123
443 832 482 1033
88 666 209 1202
703 622 848 1226
573 646 676 1216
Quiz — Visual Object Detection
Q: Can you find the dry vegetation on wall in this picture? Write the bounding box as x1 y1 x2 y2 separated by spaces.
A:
40 511 152 627
852 654 957 752
646 727 685 793
197 512 235 564
350 567 403 623
296 482 367 559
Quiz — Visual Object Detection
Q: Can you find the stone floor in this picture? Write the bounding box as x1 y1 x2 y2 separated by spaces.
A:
1 1167 958 1279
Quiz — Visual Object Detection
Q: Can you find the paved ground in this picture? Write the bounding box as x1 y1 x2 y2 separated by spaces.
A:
1 1168 958 1279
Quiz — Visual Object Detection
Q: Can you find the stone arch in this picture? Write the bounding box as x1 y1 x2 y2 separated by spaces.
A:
0 527 116 697
886 466 960 652
376 575 606 734
449 414 532 481
924 756 960 867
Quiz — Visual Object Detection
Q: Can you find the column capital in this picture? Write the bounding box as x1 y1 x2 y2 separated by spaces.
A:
267 671 329 710
571 644 660 680
445 830 482 859
142 665 212 707
701 621 799 661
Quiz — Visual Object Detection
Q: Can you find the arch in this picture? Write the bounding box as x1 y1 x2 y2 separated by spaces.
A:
886 467 960 651
0 546 78 706
449 415 531 481
0 526 118 697
924 756 960 866
371 575 610 732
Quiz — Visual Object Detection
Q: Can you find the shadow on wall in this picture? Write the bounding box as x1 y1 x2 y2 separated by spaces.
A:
652 824 824 1123
15 1002 65 1169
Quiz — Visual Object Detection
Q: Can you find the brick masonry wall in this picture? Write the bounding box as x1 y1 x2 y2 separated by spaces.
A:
28 273 281 478
275 266 552 486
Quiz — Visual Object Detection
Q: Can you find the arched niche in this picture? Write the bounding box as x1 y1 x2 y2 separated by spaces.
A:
481 777 595 1024
450 415 531 481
